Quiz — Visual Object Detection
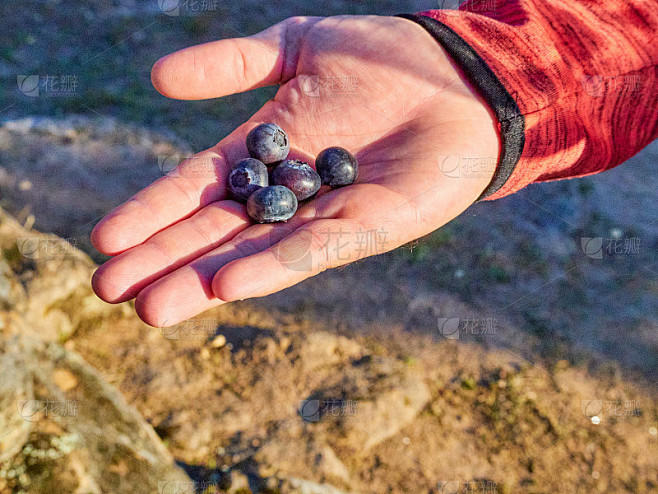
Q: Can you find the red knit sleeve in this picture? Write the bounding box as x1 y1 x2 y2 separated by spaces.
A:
400 0 658 200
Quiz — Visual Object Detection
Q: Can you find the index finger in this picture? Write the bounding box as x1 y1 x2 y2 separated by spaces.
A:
90 133 243 256
151 16 318 100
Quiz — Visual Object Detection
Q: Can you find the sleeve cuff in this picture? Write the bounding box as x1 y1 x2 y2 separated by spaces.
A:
396 13 525 201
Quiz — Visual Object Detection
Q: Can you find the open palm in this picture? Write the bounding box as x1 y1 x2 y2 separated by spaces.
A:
91 15 499 327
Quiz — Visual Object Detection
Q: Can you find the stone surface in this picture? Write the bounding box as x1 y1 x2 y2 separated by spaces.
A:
0 333 189 493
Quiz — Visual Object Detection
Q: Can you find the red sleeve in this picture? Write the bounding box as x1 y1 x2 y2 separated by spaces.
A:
400 0 658 200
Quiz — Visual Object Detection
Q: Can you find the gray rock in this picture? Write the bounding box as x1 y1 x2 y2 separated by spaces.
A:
337 365 431 452
0 208 120 342
0 333 190 493
0 207 189 493
253 439 351 486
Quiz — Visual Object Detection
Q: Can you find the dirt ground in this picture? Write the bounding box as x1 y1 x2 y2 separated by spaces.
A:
0 0 657 492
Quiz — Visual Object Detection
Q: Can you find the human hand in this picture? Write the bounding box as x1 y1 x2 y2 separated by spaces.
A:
91 15 500 327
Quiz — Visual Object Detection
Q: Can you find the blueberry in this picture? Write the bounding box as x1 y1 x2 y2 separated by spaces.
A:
247 185 298 223
315 147 358 187
246 123 290 165
270 159 321 201
227 158 268 203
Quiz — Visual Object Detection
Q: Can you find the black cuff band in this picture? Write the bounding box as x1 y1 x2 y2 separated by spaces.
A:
396 13 525 200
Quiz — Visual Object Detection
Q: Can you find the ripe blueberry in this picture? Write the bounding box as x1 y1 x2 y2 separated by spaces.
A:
227 158 268 203
247 185 298 223
270 159 321 201
315 147 358 187
246 123 290 165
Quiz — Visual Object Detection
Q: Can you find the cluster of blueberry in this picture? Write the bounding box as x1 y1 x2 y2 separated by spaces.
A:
227 123 359 223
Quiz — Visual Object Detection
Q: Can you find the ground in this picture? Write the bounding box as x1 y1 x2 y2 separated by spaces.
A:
0 0 656 492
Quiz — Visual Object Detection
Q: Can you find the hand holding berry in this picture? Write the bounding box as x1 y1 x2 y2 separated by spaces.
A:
91 15 499 327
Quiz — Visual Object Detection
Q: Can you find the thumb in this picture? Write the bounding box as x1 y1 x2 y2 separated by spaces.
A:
151 16 319 100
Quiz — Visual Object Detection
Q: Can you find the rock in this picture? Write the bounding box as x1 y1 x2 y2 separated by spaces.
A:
0 208 121 342
0 261 15 308
336 358 432 452
227 469 251 493
279 336 292 352
210 334 227 348
299 332 363 372
0 229 190 494
53 368 78 391
0 333 190 493
311 444 351 484
253 439 350 486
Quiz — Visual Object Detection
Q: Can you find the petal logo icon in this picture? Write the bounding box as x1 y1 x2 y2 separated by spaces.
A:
270 227 314 272
438 155 461 178
17 75 40 97
158 0 180 16
158 481 195 494
159 322 181 340
298 399 321 422
157 155 182 176
437 317 461 340
581 237 603 259
17 400 42 422
581 399 603 418
16 238 41 260
581 75 605 97
437 0 462 9
437 480 462 493
298 75 320 98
